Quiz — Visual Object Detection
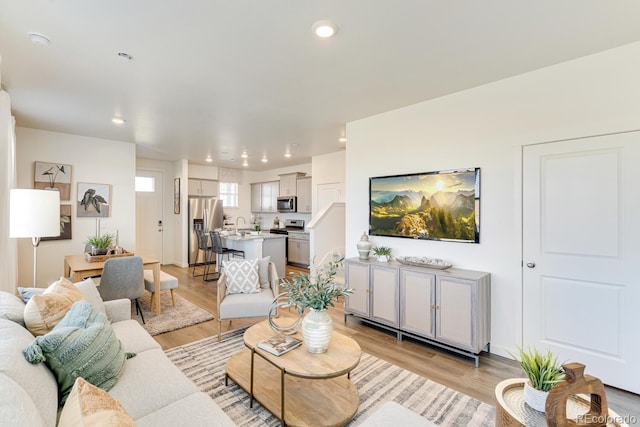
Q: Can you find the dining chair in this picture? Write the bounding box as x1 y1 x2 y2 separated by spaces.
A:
97 256 146 323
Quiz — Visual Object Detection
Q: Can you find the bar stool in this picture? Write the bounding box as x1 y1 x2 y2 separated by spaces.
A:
205 231 244 281
192 229 214 278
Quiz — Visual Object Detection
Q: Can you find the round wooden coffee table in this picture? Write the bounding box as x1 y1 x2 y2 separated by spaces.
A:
225 320 361 426
495 378 630 427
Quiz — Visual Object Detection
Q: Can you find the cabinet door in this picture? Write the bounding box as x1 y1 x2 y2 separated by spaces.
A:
299 240 310 266
345 261 369 317
261 182 277 212
296 177 312 213
279 174 296 196
251 183 262 212
371 265 399 327
188 179 201 196
400 269 435 338
288 240 300 264
200 179 218 197
436 277 474 351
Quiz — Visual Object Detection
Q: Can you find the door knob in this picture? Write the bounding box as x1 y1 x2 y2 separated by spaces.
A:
526 262 536 268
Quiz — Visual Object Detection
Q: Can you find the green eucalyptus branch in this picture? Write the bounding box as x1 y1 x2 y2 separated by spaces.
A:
280 257 354 311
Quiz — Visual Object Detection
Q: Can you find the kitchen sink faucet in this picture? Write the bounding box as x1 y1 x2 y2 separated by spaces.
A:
235 216 246 234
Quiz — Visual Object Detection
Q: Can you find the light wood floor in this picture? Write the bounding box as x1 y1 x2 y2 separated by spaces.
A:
155 264 640 419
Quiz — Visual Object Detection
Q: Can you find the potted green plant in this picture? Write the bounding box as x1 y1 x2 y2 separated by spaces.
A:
513 347 564 412
372 246 392 262
280 258 354 353
85 233 115 256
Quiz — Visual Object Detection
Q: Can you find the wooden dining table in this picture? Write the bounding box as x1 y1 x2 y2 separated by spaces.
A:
63 254 162 315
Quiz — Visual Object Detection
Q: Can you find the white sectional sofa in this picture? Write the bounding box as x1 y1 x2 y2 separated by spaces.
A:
0 290 235 427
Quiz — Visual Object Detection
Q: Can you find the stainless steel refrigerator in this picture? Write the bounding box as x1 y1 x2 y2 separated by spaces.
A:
188 197 224 265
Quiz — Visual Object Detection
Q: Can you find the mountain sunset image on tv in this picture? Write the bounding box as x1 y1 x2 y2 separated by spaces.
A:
369 168 480 243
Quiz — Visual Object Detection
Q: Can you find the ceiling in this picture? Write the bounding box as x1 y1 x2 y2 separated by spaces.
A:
1 1 640 171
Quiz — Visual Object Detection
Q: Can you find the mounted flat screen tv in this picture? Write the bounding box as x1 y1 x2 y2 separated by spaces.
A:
369 168 480 243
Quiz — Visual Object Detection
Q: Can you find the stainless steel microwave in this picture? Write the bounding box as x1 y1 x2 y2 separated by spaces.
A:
277 196 297 213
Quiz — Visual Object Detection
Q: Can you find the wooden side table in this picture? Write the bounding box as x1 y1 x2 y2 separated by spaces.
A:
495 378 629 427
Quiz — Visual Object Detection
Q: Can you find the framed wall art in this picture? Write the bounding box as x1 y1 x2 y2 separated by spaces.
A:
174 177 181 214
34 161 72 201
42 204 72 241
77 182 111 217
369 167 480 243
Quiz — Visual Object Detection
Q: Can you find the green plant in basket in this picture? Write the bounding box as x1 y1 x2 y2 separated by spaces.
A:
279 257 354 311
85 233 115 251
513 347 564 392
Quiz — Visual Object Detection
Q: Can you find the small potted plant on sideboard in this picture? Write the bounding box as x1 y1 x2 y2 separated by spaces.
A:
372 246 392 262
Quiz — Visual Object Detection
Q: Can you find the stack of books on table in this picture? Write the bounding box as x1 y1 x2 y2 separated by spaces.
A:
257 334 302 356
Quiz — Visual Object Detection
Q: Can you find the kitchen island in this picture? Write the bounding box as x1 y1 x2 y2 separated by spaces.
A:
222 233 287 278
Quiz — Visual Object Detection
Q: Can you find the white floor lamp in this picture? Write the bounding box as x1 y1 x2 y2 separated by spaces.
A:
9 189 60 287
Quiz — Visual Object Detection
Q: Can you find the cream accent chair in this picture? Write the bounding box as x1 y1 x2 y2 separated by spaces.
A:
216 259 278 341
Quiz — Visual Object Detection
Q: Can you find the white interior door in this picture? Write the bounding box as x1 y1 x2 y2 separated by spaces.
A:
523 131 640 393
317 182 343 213
136 170 164 263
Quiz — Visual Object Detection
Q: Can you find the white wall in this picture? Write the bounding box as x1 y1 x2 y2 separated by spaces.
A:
346 41 640 358
15 127 136 286
175 159 189 267
312 150 345 213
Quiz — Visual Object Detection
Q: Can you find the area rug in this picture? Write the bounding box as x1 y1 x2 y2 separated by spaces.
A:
165 328 495 426
132 290 215 336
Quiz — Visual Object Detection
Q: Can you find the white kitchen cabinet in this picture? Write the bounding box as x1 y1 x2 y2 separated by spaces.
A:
251 181 279 213
296 176 312 213
188 179 218 197
345 258 490 366
287 232 310 267
279 172 306 196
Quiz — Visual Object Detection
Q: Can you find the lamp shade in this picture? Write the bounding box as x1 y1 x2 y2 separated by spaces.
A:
10 189 60 238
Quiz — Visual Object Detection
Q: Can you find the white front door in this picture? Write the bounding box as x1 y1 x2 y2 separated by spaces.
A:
136 170 164 263
523 131 640 393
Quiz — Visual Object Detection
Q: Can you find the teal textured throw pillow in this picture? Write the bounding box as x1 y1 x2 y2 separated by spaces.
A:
23 301 133 405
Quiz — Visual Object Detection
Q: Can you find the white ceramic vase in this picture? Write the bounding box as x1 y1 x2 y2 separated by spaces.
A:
301 308 333 353
377 255 389 263
523 381 548 412
356 232 372 260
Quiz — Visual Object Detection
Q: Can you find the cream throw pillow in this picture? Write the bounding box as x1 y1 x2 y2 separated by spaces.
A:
224 259 261 294
23 277 84 336
58 377 136 427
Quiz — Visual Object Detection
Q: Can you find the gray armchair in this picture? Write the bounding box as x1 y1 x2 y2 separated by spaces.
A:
97 256 146 323
216 260 278 341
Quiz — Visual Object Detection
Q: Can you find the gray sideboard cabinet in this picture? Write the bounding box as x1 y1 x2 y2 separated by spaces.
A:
344 258 490 366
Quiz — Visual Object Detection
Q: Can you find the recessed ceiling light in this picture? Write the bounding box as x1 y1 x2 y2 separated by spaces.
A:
261 157 268 163
242 160 248 167
339 137 347 143
284 152 292 158
241 152 248 159
205 156 213 162
312 21 337 38
28 32 50 47
111 117 126 125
